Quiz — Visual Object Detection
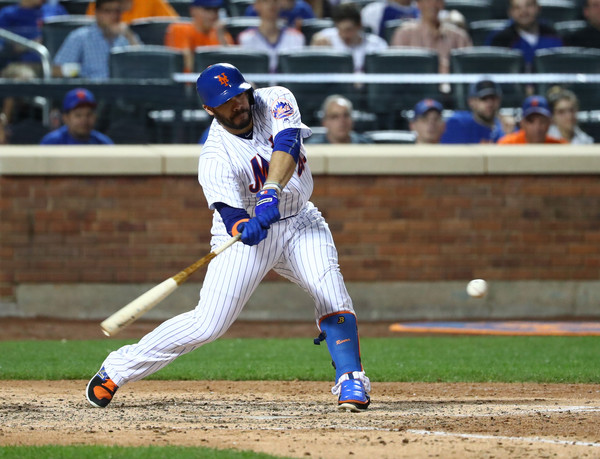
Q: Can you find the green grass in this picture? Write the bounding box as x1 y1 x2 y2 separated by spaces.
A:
0 445 285 459
0 336 599 383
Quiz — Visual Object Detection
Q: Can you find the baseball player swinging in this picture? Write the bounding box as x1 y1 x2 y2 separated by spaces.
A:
86 63 371 412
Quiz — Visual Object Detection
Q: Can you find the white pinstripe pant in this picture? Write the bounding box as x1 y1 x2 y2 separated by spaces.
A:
103 202 355 387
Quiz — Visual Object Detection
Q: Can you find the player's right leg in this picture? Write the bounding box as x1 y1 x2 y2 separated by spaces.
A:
86 229 284 407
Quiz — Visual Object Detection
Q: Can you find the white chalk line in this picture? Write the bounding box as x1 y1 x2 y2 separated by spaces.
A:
407 429 600 448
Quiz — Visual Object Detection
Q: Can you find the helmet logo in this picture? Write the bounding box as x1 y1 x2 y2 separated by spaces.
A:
217 72 231 87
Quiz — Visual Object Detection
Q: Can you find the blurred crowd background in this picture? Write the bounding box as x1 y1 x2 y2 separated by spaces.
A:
0 0 599 145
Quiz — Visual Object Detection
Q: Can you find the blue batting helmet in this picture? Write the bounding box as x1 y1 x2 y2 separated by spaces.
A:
196 63 252 107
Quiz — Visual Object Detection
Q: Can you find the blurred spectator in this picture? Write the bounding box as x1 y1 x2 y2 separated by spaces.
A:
244 0 315 29
390 0 471 74
360 0 420 39
86 0 178 23
0 62 38 144
410 98 445 144
546 86 594 144
311 3 387 72
564 0 600 49
40 88 113 145
497 95 567 144
305 94 370 144
0 0 67 71
238 0 305 73
165 0 233 72
53 0 140 79
486 0 562 71
440 79 505 144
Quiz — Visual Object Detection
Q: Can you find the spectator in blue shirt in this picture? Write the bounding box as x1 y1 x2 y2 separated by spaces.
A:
40 88 114 145
0 0 67 69
244 0 314 29
486 0 562 71
52 0 140 79
441 79 505 144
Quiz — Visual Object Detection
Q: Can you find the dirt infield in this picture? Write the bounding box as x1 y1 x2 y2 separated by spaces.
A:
2 319 600 458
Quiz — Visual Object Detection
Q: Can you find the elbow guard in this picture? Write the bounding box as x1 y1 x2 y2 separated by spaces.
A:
273 128 301 163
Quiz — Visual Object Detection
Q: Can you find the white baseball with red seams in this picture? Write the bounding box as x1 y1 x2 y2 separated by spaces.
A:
467 279 488 298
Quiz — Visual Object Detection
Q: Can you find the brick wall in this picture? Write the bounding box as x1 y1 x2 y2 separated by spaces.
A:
2 174 600 301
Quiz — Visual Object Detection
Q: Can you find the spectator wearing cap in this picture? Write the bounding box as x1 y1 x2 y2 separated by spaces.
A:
486 0 562 71
238 0 305 73
40 89 113 145
86 0 178 24
440 79 505 144
410 98 445 144
497 95 566 144
305 94 371 144
165 0 233 72
53 0 140 79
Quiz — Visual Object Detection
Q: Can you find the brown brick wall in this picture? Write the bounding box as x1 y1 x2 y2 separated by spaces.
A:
2 174 600 300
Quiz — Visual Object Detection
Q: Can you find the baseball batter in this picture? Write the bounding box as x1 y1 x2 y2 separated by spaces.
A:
86 63 371 412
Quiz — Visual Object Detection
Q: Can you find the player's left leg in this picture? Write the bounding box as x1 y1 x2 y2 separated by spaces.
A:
275 203 370 411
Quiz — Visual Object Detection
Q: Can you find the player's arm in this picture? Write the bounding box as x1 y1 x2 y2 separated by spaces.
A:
214 202 266 246
254 128 302 228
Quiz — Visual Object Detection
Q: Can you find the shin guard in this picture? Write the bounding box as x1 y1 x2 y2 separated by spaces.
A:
319 312 363 382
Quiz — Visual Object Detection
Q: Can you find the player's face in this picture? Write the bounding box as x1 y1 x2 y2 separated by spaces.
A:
522 113 550 143
410 110 445 144
552 98 577 133
510 0 539 30
63 105 96 140
469 95 500 124
323 101 353 143
205 92 253 133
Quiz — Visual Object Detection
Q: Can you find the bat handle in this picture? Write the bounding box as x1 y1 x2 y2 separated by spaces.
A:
214 233 241 255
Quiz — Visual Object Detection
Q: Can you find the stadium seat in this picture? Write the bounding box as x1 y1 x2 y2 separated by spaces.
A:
130 17 189 46
538 0 579 24
222 17 262 44
577 110 600 143
534 47 600 111
364 48 439 129
301 18 334 44
42 15 94 58
554 19 588 38
469 19 509 46
450 47 526 110
444 0 493 24
227 0 254 16
59 0 91 15
490 0 510 19
109 45 184 78
277 48 355 125
194 46 270 76
364 130 416 144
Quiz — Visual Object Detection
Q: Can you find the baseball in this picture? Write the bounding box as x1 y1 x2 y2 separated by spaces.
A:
466 279 488 298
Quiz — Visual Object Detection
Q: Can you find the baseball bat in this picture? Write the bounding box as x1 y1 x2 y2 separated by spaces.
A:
100 234 241 337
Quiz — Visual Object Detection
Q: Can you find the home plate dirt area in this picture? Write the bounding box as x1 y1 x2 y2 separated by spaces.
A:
1 320 600 458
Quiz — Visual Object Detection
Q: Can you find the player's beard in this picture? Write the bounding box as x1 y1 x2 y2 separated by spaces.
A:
216 108 252 131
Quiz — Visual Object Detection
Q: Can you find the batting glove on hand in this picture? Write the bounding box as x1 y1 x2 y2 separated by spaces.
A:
255 188 280 228
238 217 268 246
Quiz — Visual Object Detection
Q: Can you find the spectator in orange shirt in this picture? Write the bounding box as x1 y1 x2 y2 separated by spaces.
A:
497 96 567 144
165 0 233 72
86 0 178 23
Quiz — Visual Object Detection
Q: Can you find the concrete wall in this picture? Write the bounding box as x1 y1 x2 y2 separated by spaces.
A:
2 144 600 321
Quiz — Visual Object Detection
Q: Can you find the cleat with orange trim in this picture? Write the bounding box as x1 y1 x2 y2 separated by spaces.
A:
86 367 118 408
338 378 370 412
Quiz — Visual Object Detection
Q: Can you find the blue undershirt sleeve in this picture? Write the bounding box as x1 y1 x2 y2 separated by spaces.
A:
214 202 251 236
273 128 301 163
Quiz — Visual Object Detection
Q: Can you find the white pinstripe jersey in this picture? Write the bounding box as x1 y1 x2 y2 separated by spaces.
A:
198 86 313 236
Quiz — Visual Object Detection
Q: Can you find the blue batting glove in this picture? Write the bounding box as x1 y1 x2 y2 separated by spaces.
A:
255 188 280 228
238 217 268 246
